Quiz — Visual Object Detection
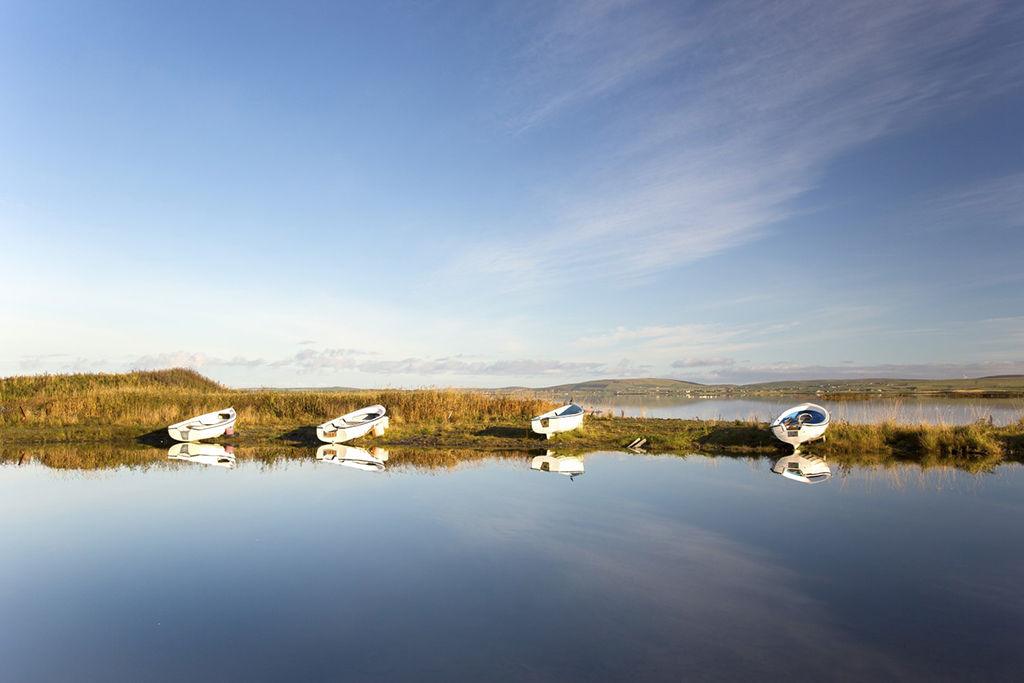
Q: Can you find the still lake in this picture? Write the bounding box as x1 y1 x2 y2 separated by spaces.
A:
2 447 1023 682
582 395 1024 426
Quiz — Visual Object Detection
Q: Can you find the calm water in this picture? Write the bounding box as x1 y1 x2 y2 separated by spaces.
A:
2 447 1023 682
583 395 1024 426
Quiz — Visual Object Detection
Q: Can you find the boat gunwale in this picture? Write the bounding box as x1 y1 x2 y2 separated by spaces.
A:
531 403 584 422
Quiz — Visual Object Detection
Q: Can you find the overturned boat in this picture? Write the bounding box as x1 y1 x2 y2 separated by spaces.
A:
531 403 584 439
531 452 584 480
316 405 388 443
316 444 386 472
771 453 833 484
168 443 236 469
167 407 237 442
770 403 830 449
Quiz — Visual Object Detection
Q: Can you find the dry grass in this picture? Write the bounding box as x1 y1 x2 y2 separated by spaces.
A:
803 420 1012 472
0 369 554 429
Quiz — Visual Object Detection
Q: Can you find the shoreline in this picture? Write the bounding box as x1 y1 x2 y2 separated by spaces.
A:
3 370 1022 472
3 415 1022 471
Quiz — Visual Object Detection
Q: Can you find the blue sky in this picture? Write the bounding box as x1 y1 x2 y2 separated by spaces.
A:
2 0 1023 387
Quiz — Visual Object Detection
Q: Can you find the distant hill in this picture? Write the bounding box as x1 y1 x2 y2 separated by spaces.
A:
523 375 1024 396
739 376 1024 394
533 378 707 395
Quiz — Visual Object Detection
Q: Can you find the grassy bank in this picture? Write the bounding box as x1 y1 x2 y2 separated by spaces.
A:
2 369 1024 469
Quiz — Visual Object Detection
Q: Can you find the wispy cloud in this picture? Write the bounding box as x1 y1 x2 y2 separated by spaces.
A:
575 324 744 350
913 171 1024 234
460 0 1023 289
673 357 735 368
573 322 789 360
278 348 644 378
497 0 691 132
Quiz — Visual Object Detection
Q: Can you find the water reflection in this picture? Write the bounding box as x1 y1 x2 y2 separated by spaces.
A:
771 453 833 484
531 452 585 480
167 443 236 469
4 451 1020 681
316 444 387 472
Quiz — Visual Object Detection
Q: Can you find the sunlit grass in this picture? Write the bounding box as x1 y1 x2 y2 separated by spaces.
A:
0 369 554 429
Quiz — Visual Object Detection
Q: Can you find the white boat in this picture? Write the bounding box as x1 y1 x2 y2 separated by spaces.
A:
531 403 584 439
769 403 830 448
168 443 236 469
167 407 237 442
531 453 584 480
316 405 388 443
316 444 386 472
771 453 833 484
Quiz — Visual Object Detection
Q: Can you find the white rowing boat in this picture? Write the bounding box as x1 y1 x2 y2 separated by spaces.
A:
771 453 833 484
316 405 388 443
769 403 830 449
316 444 387 472
167 407 237 442
531 403 584 439
168 443 236 469
531 452 585 480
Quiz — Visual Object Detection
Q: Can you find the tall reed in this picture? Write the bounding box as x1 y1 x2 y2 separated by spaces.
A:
0 369 553 428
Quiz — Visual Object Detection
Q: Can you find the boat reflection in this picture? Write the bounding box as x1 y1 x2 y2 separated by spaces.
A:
531 452 584 481
316 444 387 472
167 443 236 469
771 453 833 484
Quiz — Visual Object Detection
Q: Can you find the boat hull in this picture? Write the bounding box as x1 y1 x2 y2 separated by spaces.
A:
531 404 585 439
167 408 237 442
316 414 389 443
770 421 829 447
769 403 830 447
